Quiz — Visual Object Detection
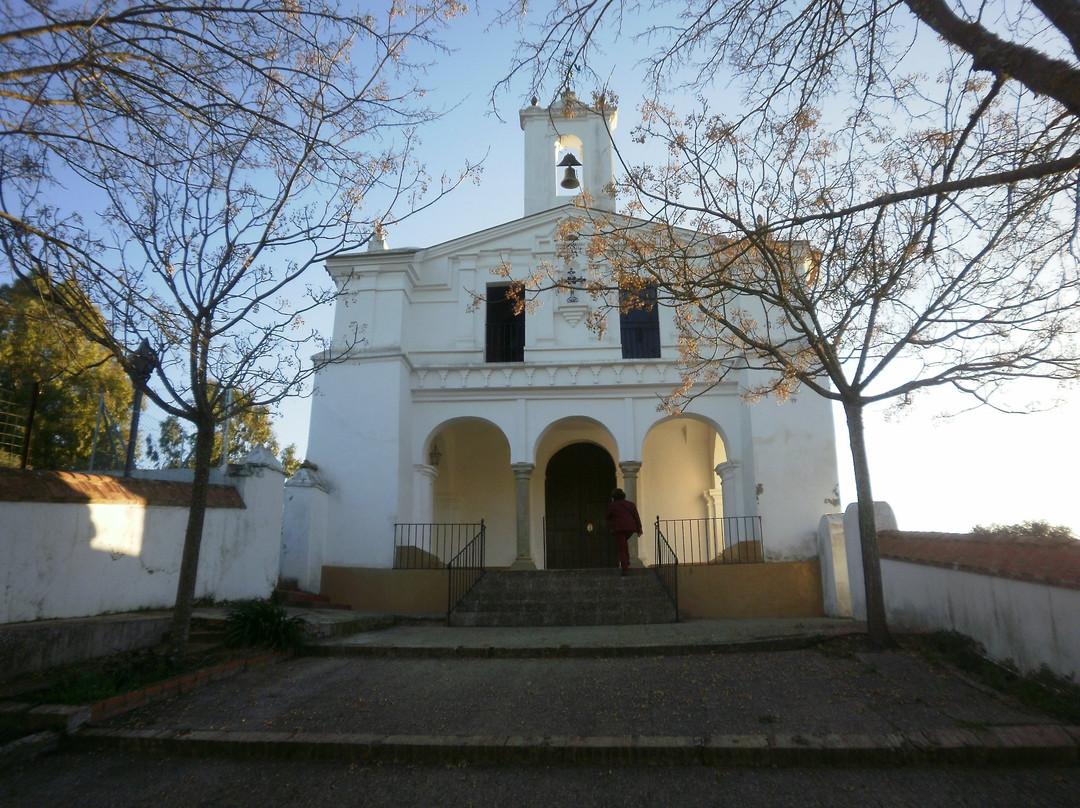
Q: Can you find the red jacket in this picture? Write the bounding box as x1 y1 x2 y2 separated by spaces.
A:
606 498 643 534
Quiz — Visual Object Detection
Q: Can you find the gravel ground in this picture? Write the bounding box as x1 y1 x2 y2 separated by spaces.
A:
3 639 1077 807
102 643 1049 738
4 750 1080 807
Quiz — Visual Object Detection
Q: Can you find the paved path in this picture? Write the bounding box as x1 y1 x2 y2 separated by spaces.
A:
3 616 1080 807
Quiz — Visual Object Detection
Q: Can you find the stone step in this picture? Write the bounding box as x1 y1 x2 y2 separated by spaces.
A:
449 569 677 628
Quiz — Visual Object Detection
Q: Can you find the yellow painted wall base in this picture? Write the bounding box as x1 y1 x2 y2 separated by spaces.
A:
321 560 824 619
677 560 824 618
321 567 448 615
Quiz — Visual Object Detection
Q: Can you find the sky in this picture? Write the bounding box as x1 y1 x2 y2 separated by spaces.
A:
5 4 1072 535
267 4 1080 537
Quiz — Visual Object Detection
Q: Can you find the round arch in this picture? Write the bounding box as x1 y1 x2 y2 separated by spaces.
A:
425 417 516 566
543 442 618 569
421 415 508 468
532 415 617 464
638 415 730 564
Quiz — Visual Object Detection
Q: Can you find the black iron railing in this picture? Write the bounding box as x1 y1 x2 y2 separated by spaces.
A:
394 522 485 569
656 516 764 565
447 520 486 622
620 321 661 359
485 321 524 362
653 518 679 620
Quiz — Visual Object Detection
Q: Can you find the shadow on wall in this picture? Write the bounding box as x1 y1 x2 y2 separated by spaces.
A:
0 456 279 628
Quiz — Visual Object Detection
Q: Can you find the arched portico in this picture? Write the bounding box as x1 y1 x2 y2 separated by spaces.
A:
532 417 620 569
639 415 734 564
422 418 517 567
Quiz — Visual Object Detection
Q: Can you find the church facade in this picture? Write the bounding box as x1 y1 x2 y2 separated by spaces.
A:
291 94 840 607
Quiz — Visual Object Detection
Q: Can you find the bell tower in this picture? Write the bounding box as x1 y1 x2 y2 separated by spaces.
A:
519 91 618 216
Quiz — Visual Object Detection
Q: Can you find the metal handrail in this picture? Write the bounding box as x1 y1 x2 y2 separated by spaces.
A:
394 522 485 569
446 520 486 623
653 517 679 621
655 516 764 565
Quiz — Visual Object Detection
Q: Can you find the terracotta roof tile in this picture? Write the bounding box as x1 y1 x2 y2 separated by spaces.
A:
879 530 1080 591
0 468 245 509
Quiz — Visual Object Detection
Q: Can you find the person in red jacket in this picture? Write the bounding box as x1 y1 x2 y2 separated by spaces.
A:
606 488 643 576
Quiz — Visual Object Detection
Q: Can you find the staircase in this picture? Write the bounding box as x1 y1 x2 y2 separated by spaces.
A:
449 569 678 627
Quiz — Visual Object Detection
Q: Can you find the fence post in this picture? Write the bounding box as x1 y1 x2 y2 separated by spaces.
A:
19 381 39 470
88 393 105 472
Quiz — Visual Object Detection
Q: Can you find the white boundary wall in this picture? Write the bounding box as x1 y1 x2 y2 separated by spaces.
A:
829 501 1080 680
0 448 285 625
882 558 1080 680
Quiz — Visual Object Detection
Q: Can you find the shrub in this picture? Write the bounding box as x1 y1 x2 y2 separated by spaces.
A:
224 598 308 651
970 520 1076 541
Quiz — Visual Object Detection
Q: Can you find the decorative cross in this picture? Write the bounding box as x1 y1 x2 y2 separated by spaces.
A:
564 269 583 303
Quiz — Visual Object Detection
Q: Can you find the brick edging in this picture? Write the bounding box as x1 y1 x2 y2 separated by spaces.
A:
89 651 280 723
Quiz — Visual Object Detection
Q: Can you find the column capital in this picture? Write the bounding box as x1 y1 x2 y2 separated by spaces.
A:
618 460 643 476
413 463 439 481
511 462 535 479
716 459 741 480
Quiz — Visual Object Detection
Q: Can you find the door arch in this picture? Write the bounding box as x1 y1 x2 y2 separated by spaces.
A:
544 442 617 569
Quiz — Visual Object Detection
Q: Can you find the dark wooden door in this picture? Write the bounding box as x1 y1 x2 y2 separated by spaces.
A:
544 443 617 569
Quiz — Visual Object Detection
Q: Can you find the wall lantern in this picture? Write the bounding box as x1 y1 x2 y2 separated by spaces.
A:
558 153 582 189
428 442 442 467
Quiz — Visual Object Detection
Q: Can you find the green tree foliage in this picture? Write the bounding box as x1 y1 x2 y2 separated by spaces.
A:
0 282 130 470
145 400 300 473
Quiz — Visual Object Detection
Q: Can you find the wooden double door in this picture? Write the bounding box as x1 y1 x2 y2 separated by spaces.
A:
544 443 617 569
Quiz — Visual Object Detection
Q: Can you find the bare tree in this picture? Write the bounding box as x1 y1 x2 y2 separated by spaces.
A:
509 74 1079 646
489 2 1080 646
0 0 476 658
496 1 1080 202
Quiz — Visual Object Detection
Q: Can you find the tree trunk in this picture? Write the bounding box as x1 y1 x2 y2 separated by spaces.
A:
842 398 893 648
168 416 216 661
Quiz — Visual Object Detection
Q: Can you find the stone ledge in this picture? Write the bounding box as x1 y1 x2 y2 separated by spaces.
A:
65 726 1080 767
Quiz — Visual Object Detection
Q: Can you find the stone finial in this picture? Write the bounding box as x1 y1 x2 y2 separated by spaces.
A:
286 461 329 491
367 226 389 251
239 445 285 474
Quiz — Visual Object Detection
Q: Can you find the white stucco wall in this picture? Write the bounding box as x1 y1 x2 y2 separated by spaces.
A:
280 463 330 593
307 356 413 568
300 97 843 574
830 501 1080 679
749 389 841 560
882 559 1080 679
842 500 899 621
0 451 284 625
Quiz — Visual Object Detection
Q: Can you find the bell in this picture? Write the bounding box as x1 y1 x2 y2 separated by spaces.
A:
557 153 581 189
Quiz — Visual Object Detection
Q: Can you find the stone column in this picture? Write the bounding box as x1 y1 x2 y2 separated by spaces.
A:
509 462 536 570
716 460 742 520
412 464 438 524
703 488 725 562
619 460 645 568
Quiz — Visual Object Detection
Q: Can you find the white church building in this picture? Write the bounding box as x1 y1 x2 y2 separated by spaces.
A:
284 93 841 617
